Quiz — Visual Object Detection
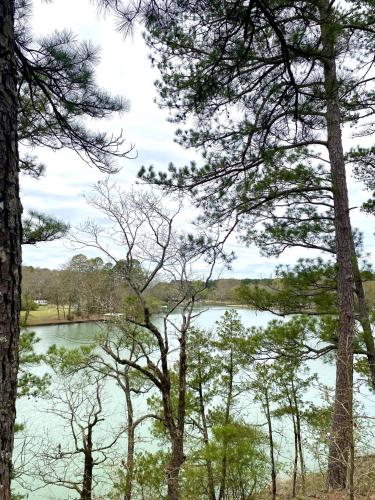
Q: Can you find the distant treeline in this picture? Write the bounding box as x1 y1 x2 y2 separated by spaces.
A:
22 256 375 320
22 254 142 320
22 255 275 319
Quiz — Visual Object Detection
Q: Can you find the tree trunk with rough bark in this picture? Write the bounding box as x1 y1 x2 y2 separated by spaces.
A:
0 1 22 498
319 0 355 489
81 425 94 500
164 325 188 500
166 433 184 500
81 449 94 500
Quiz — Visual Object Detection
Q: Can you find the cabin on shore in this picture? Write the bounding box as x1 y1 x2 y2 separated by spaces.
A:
103 313 125 321
34 299 48 306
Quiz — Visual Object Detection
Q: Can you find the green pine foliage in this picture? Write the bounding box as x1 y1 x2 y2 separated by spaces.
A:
16 1 131 175
18 331 50 399
22 210 69 245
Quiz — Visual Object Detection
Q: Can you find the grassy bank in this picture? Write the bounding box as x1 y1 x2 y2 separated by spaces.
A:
20 306 102 326
21 301 250 327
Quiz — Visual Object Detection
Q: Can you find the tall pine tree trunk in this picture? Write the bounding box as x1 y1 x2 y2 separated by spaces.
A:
0 1 22 497
319 0 355 489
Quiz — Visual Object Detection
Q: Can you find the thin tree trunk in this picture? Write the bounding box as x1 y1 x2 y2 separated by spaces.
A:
296 409 305 492
124 369 134 500
0 1 22 497
264 391 277 500
291 413 298 498
219 348 234 500
198 379 216 500
319 0 355 489
162 379 179 498
283 382 298 498
291 380 305 494
56 297 60 320
348 436 354 500
24 307 30 325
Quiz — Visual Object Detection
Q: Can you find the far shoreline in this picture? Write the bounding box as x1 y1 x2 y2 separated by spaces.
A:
21 314 104 328
22 303 253 328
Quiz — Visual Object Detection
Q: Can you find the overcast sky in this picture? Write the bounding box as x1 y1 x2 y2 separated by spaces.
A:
21 0 375 278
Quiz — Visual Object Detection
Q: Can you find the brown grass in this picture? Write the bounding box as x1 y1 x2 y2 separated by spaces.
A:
258 458 375 499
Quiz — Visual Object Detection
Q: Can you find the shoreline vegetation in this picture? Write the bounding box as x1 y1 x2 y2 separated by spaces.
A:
21 260 375 328
20 301 252 327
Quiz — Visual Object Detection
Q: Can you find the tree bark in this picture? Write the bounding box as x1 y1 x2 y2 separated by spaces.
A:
81 455 93 500
0 1 22 498
319 0 355 489
124 368 134 500
81 451 93 500
198 380 216 500
264 391 277 500
23 307 30 326
166 433 184 500
165 326 188 500
291 413 298 498
81 428 93 500
218 348 233 500
56 296 60 320
291 380 305 494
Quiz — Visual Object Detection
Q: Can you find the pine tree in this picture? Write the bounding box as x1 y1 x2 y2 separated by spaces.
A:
126 0 375 488
0 3 23 496
16 1 131 175
22 210 69 245
0 1 131 495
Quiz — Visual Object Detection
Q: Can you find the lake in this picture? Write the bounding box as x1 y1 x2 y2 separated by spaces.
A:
14 306 375 499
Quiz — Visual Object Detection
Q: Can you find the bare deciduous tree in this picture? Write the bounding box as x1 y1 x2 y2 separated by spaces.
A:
71 180 227 499
31 373 124 500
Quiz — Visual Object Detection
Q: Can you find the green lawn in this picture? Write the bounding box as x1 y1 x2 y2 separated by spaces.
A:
20 305 103 326
20 306 61 325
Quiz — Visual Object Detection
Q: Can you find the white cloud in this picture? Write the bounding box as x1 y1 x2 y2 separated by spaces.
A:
22 0 375 279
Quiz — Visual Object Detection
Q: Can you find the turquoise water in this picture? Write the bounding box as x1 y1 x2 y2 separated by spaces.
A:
14 306 375 498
